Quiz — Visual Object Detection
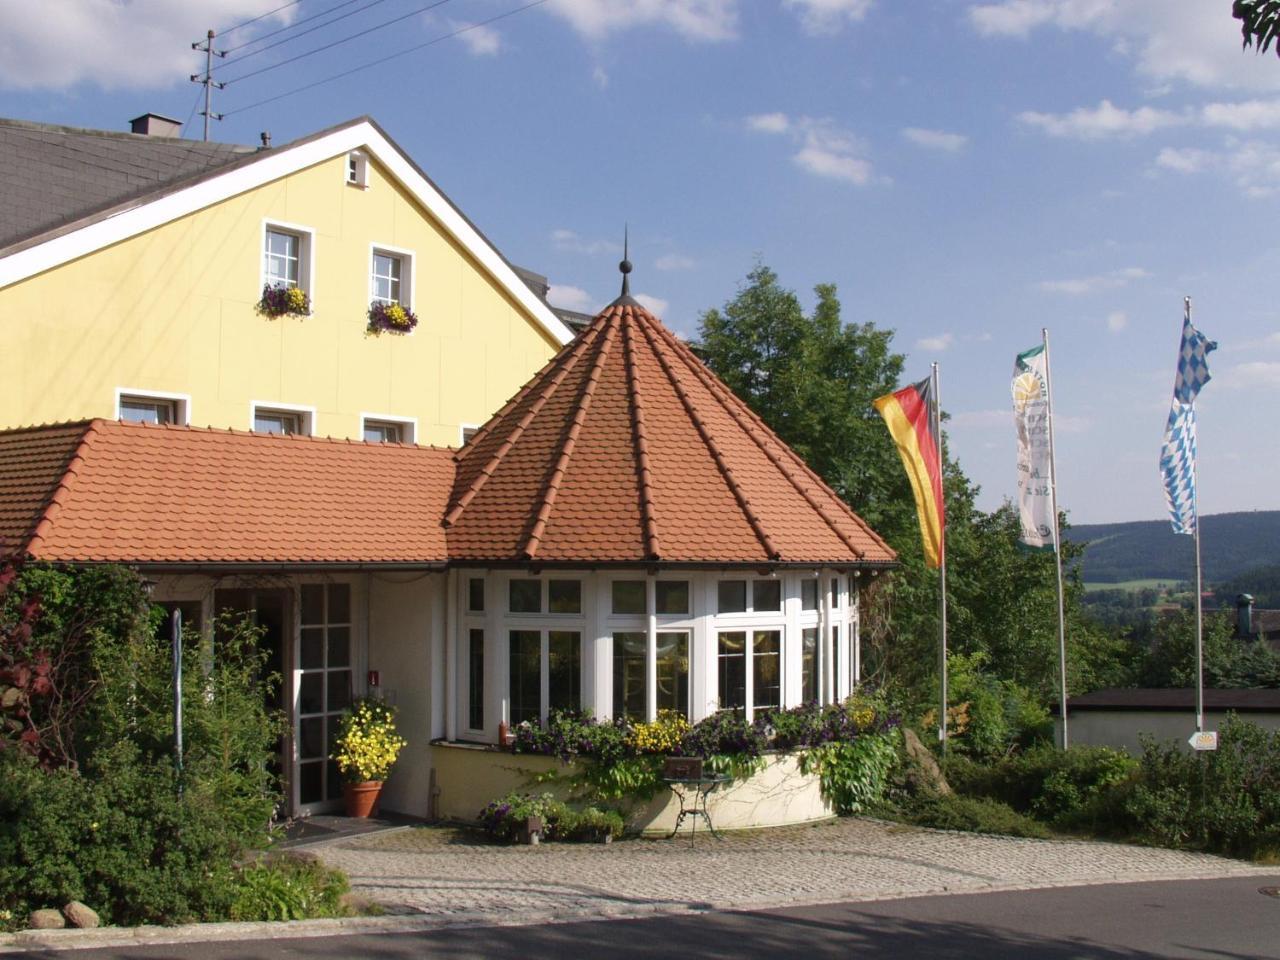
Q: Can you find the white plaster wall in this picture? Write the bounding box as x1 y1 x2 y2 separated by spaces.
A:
1058 710 1280 755
367 572 440 818
429 745 832 833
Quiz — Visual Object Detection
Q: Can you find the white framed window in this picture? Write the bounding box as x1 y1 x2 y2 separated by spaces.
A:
460 424 480 446
115 388 189 425
252 402 315 436
509 628 581 725
369 244 414 310
716 577 783 615
506 578 582 616
261 220 315 298
346 151 369 188
361 414 416 444
717 629 781 718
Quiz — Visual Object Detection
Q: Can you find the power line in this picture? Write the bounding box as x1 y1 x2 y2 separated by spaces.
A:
221 0 456 86
217 0 306 37
221 0 384 57
223 0 549 117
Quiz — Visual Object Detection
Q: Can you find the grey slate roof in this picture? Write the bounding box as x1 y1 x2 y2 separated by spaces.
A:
0 117 256 250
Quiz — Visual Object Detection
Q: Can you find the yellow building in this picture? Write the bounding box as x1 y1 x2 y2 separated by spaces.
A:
0 113 575 445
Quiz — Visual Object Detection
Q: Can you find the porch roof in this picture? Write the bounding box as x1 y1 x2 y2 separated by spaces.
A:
0 419 454 564
445 294 896 567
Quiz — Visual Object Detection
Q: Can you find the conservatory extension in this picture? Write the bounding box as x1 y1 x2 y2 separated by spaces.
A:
0 285 897 824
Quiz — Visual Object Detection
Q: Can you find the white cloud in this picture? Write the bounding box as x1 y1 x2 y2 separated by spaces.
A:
1107 310 1128 332
967 1 1280 92
547 284 596 312
635 293 670 316
0 0 294 90
592 64 609 88
1222 361 1280 388
746 112 791 134
783 0 873 36
1038 266 1149 295
655 253 696 271
1156 138 1280 197
746 113 876 186
916 333 954 351
454 22 502 57
543 0 738 42
950 408 1012 429
1201 99 1280 131
551 228 622 255
1018 99 1186 139
902 127 969 152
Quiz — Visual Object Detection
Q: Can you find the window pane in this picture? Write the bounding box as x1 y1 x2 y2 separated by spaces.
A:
363 421 402 443
802 628 818 702
265 230 299 286
612 631 647 721
329 584 351 624
301 585 324 625
718 580 747 614
753 630 781 710
548 580 581 614
801 579 818 611
327 670 352 713
509 580 541 613
832 625 841 697
753 580 781 612
298 761 322 804
120 398 174 425
327 626 350 668
254 411 300 435
548 631 580 713
468 578 485 612
831 577 841 608
469 628 484 730
655 580 689 615
509 630 540 725
299 673 323 715
656 631 689 717
300 628 324 670
718 631 746 710
611 580 645 616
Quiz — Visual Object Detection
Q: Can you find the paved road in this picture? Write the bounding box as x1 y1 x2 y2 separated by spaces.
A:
33 877 1280 959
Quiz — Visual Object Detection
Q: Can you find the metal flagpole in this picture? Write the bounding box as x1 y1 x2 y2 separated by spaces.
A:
933 362 948 754
1042 328 1070 750
1187 296 1205 734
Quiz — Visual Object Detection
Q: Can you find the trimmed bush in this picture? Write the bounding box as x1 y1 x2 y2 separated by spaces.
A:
896 793 1051 839
478 792 624 843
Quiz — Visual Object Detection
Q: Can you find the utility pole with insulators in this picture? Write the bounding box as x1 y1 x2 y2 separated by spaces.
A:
190 29 227 141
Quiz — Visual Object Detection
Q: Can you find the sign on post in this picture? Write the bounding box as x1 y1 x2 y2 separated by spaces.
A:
1188 730 1218 751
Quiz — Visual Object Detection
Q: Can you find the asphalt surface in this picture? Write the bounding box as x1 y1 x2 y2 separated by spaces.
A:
27 875 1280 959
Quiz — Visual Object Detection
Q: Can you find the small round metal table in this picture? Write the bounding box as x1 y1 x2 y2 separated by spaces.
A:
662 773 731 844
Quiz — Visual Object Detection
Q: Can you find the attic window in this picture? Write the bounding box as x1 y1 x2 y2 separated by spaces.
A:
346 151 368 188
117 390 188 425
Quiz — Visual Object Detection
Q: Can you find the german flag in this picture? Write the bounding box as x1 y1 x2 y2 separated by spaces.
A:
873 377 945 568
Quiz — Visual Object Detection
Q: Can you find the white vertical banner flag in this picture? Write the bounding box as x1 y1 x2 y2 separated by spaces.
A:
1012 344 1055 551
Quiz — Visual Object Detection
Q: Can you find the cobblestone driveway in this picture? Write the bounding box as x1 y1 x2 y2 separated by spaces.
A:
315 818 1273 924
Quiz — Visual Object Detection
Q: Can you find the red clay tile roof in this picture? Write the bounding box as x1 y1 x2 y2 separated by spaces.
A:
3 420 454 565
446 297 897 566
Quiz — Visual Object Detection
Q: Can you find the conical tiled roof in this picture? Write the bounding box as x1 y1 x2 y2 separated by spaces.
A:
445 296 896 567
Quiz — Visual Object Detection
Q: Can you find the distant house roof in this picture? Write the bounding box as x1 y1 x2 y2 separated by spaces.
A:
445 294 897 567
1066 688 1280 712
1 420 453 567
0 117 257 251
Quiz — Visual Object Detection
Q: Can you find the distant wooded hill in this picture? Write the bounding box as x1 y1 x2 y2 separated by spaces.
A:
1065 511 1280 585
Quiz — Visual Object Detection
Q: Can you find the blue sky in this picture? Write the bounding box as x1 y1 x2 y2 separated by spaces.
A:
2 0 1277 525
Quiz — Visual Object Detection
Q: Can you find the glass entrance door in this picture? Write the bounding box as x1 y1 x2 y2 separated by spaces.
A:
297 583 353 812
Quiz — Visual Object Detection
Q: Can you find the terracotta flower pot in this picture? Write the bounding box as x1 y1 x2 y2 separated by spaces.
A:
343 780 383 818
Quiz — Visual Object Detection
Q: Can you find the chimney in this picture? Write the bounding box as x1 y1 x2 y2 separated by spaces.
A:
129 113 184 138
1237 593 1255 638
260 131 272 149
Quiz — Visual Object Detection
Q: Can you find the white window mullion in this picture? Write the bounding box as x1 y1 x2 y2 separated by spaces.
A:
646 577 658 722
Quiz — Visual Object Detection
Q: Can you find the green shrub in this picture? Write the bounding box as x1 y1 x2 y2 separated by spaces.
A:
1122 716 1280 859
925 653 1053 761
798 730 899 815
477 792 624 843
230 857 350 922
897 793 1051 839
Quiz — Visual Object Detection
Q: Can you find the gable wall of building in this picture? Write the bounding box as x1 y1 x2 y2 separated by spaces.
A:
1 152 561 445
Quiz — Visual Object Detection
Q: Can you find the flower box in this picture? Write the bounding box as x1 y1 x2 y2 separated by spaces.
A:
366 301 418 336
256 284 310 318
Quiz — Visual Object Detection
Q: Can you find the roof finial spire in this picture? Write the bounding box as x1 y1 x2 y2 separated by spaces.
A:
619 224 632 297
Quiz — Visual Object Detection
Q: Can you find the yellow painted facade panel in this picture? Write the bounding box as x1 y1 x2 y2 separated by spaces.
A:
1 152 561 446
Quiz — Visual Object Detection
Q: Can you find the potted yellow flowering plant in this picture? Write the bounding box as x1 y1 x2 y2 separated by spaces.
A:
331 695 407 818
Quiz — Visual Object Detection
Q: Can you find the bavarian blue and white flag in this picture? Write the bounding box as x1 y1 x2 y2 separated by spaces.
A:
1159 317 1217 534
